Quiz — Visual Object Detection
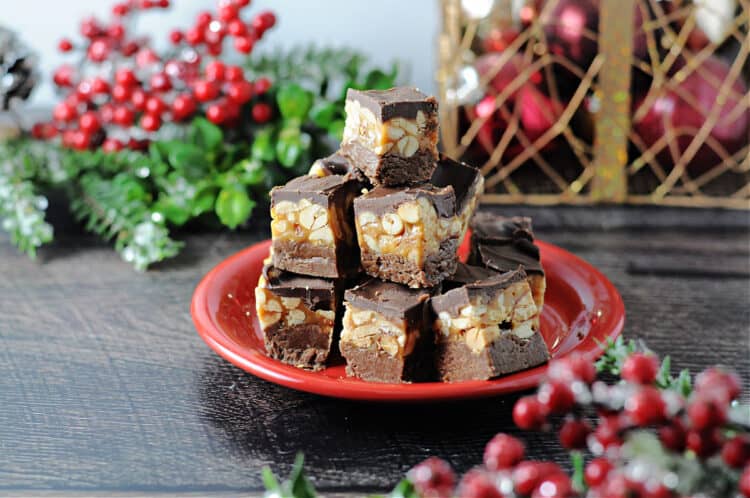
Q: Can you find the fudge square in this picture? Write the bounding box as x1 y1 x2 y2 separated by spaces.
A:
340 279 434 383
430 154 485 234
354 183 459 288
469 213 546 310
431 264 549 382
255 264 341 371
341 87 439 186
308 151 370 185
270 174 361 279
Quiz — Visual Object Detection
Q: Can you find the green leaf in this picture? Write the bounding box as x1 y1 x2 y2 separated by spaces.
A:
276 127 311 168
261 467 281 492
309 101 338 128
153 196 191 226
389 479 419 498
276 83 313 120
327 120 346 141
235 159 267 186
192 185 218 216
190 117 223 152
365 69 395 90
289 453 317 498
215 185 255 229
166 143 209 170
252 128 276 162
570 451 586 494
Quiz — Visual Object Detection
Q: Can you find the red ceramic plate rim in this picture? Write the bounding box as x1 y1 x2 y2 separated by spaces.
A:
191 239 624 402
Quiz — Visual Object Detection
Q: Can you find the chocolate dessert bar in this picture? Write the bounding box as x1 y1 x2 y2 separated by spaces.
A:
354 184 460 288
341 87 439 186
308 151 370 185
340 279 434 383
469 214 546 310
430 154 485 234
431 264 549 381
270 174 361 279
255 264 341 371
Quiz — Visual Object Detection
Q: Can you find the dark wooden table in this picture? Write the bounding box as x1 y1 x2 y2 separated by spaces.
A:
1 206 748 497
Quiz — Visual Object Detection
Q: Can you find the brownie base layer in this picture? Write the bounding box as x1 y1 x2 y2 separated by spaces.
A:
436 332 550 382
263 323 333 371
360 239 459 288
341 141 437 187
340 334 434 383
273 239 357 279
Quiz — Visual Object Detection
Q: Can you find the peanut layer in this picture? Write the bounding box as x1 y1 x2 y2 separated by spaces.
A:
255 276 336 333
340 304 417 358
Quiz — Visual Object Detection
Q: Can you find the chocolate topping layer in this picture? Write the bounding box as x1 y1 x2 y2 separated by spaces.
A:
347 87 437 121
355 184 456 219
430 155 483 214
475 241 543 275
344 279 432 323
313 152 369 184
471 213 534 244
271 174 358 206
432 266 528 316
262 264 336 311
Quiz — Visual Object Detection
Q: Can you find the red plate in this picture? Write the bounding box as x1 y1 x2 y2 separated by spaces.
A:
191 238 624 402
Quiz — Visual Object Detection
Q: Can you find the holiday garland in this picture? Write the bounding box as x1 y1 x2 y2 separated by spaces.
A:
262 338 749 498
0 0 397 269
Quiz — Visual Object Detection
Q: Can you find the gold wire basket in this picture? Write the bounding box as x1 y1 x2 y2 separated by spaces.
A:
437 0 750 208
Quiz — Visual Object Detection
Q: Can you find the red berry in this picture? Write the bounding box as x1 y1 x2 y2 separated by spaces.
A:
145 96 167 116
172 94 197 121
91 77 110 95
513 395 546 430
108 23 125 40
113 106 135 126
483 433 525 470
140 113 162 132
740 465 750 497
150 72 172 92
206 103 228 124
593 415 622 449
53 102 77 122
252 10 276 32
102 138 124 153
218 3 238 21
584 457 611 487
206 43 223 57
71 130 91 150
80 17 101 39
169 29 183 44
234 36 254 54
695 367 742 402
78 111 101 133
58 38 73 52
53 65 75 87
227 19 247 36
226 81 253 104
157 0 169 8
111 84 132 103
457 469 502 498
112 3 129 16
136 48 159 68
121 41 139 56
686 428 722 458
549 355 596 384
559 418 591 450
195 11 212 26
621 353 659 385
722 436 750 468
185 27 204 45
251 102 272 123
532 473 571 498
31 122 58 140
658 419 687 452
193 80 219 102
260 11 276 29
115 68 138 87
236 0 249 6
88 39 110 62
225 65 244 82
513 462 542 495
408 457 455 498
537 381 575 414
204 25 225 46
254 77 271 94
205 61 226 81
625 386 666 426
687 397 727 431
131 89 149 111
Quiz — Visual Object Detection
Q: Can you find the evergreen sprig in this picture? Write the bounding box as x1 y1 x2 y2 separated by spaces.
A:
0 48 398 270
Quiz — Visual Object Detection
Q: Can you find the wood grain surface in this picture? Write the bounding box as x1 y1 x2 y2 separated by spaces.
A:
1 206 748 497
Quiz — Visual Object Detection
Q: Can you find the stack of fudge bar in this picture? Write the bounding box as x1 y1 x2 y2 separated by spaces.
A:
255 86 550 382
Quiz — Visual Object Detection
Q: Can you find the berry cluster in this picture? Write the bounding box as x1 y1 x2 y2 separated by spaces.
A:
33 0 277 151
407 350 749 498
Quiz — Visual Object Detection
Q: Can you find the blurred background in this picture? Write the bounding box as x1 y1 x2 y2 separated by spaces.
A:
4 0 440 107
